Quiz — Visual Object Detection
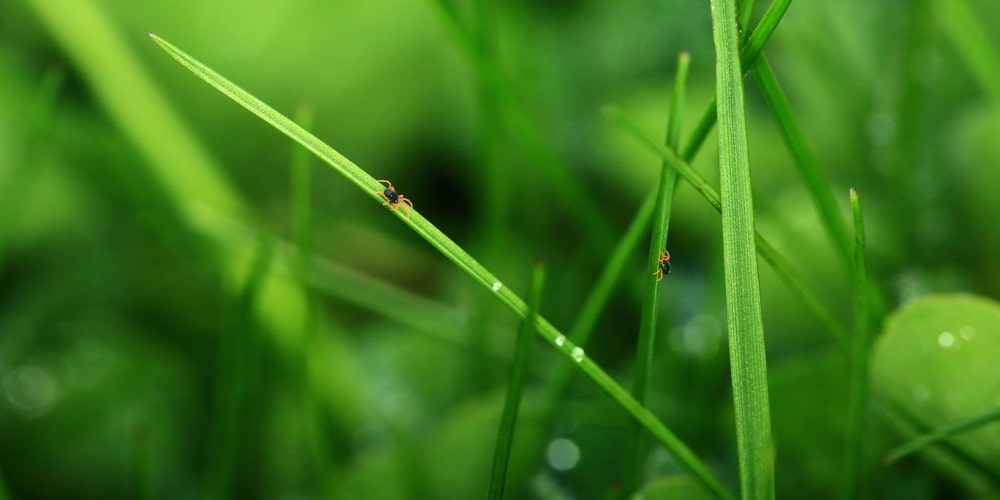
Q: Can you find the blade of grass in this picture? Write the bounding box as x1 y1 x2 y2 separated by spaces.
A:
488 264 545 500
737 0 757 42
883 406 1000 465
709 0 773 497
150 34 733 500
623 51 691 496
606 109 849 349
751 56 852 265
935 0 1000 108
840 188 869 499
874 398 1000 487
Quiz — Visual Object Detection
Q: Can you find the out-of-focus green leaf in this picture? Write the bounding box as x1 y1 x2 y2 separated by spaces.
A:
872 295 1000 478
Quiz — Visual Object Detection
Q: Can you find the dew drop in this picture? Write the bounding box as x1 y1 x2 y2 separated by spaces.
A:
546 438 581 471
570 347 585 363
937 331 955 348
554 335 566 347
491 282 502 291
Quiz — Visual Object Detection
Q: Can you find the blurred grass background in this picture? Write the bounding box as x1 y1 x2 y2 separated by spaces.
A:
1 0 1000 498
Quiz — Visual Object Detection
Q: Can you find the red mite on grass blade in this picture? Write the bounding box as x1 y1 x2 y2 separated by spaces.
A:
373 179 413 219
653 250 671 281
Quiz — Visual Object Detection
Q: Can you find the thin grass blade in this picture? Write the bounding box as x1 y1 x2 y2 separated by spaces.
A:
709 0 773 497
624 51 691 496
840 188 869 499
883 406 1000 464
752 56 852 265
488 265 545 500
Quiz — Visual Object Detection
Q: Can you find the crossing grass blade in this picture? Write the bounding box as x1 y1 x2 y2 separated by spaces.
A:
840 188 869 499
709 0 773 497
150 34 733 500
883 406 1000 464
487 265 545 500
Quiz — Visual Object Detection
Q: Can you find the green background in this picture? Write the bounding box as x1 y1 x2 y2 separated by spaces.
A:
1 0 999 498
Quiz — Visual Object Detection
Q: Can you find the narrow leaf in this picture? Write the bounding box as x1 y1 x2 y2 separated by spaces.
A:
840 188 869 499
488 265 545 500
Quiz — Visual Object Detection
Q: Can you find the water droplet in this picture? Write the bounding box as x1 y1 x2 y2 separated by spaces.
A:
491 282 502 291
570 347 585 363
546 438 581 471
554 335 565 347
937 331 955 348
960 325 975 341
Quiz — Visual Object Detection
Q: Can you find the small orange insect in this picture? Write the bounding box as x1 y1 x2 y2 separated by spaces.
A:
653 250 671 281
373 179 413 219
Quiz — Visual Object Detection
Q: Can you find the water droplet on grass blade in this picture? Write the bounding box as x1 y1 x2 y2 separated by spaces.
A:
555 335 565 347
491 282 502 291
571 347 585 363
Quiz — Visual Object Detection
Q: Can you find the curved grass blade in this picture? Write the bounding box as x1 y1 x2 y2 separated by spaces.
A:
840 188 869 499
150 34 733 500
488 265 545 500
709 0 773 496
883 406 1000 465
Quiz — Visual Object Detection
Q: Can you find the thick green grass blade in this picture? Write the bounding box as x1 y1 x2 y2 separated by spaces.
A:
624 51 691 496
606 110 849 348
709 0 773 497
488 265 545 500
840 188 869 499
884 406 1000 464
936 0 1000 108
150 34 732 500
752 56 852 266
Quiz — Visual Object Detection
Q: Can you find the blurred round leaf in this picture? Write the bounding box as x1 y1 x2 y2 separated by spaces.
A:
872 295 1000 469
